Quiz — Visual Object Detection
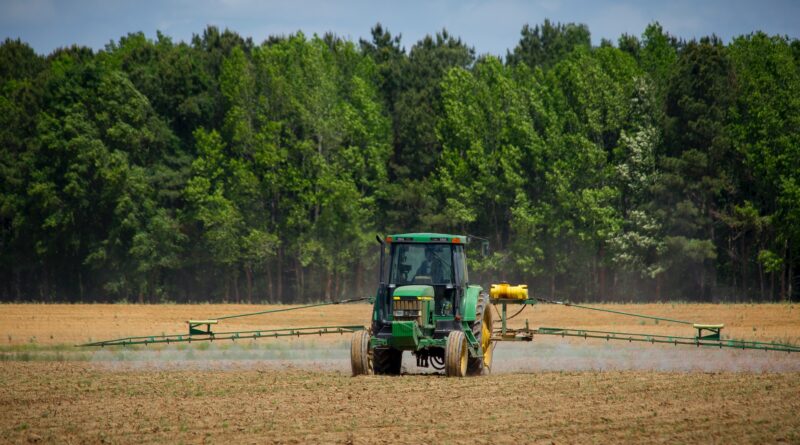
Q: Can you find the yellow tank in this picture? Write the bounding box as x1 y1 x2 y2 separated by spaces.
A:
489 282 528 300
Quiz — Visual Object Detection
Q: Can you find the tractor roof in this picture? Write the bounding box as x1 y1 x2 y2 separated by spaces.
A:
386 233 468 244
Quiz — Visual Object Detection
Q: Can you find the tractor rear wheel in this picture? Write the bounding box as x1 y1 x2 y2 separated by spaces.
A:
468 292 494 376
350 330 372 376
444 330 468 377
373 347 402 375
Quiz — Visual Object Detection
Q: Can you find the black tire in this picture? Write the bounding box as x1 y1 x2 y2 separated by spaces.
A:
350 330 372 376
445 330 467 377
467 292 494 376
373 347 402 375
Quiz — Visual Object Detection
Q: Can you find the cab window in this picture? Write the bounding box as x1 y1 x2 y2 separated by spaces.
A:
389 243 454 285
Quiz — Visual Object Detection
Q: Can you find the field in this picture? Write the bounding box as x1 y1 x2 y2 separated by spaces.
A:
1 303 799 444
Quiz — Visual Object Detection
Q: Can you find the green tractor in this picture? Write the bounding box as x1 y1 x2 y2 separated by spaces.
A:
351 233 494 377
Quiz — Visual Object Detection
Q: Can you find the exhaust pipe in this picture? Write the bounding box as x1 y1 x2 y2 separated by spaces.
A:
376 234 385 285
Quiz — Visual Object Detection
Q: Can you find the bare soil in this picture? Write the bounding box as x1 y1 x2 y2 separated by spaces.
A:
1 363 798 444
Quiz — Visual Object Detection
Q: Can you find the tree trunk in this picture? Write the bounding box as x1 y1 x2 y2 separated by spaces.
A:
223 274 229 303
277 247 283 302
15 268 21 300
770 270 775 302
612 271 618 301
781 238 788 301
325 270 332 301
40 263 47 300
493 204 502 253
340 269 347 300
355 259 363 298
334 269 340 300
300 262 305 301
700 263 706 301
234 270 241 304
598 246 606 300
266 260 274 303
710 223 717 299
245 265 253 304
741 236 748 296
788 241 794 301
655 273 662 301
728 234 737 292
295 258 304 303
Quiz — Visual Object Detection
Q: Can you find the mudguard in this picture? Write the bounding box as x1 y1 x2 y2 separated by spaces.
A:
461 285 482 321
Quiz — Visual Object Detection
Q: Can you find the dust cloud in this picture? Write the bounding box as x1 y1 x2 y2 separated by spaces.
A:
89 338 352 372
487 337 800 373
82 336 800 374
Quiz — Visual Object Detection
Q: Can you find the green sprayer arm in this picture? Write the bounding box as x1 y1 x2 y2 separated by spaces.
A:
492 326 800 353
213 297 371 321
79 325 366 347
78 297 372 347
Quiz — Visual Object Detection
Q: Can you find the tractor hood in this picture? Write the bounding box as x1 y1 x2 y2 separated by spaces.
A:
392 285 434 299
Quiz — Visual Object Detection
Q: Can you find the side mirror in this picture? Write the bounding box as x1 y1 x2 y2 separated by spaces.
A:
481 241 490 258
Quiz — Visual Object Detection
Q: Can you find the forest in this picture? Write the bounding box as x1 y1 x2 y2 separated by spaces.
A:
1 21 799 303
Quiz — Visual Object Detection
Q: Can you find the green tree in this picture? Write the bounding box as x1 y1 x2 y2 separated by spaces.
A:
507 19 591 69
650 36 734 299
729 32 800 300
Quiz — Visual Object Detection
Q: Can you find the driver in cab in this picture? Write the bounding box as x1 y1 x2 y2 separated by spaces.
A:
415 245 443 284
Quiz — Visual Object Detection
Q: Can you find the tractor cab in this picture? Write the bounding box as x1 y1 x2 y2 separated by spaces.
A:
387 239 467 317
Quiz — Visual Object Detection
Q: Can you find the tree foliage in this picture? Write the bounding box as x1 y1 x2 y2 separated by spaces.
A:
1 22 798 302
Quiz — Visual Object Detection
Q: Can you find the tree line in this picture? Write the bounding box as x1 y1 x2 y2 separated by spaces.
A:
1 21 798 303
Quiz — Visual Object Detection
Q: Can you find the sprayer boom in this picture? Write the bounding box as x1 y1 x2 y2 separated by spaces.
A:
78 298 370 347
80 325 365 347
488 294 800 353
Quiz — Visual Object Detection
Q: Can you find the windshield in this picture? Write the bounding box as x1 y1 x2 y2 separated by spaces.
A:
388 243 454 286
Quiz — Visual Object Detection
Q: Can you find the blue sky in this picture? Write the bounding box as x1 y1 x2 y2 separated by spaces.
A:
2 0 798 56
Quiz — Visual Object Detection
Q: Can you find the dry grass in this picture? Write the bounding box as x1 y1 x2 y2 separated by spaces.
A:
0 303 371 347
0 302 798 347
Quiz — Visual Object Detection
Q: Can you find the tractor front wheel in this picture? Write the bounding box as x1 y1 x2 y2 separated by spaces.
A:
445 330 468 377
373 347 402 375
350 330 372 376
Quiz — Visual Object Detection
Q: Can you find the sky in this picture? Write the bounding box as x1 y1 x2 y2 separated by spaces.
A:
2 0 799 56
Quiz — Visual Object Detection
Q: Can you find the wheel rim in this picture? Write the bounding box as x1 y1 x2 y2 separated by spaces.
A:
367 343 373 373
459 336 467 376
481 308 493 369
